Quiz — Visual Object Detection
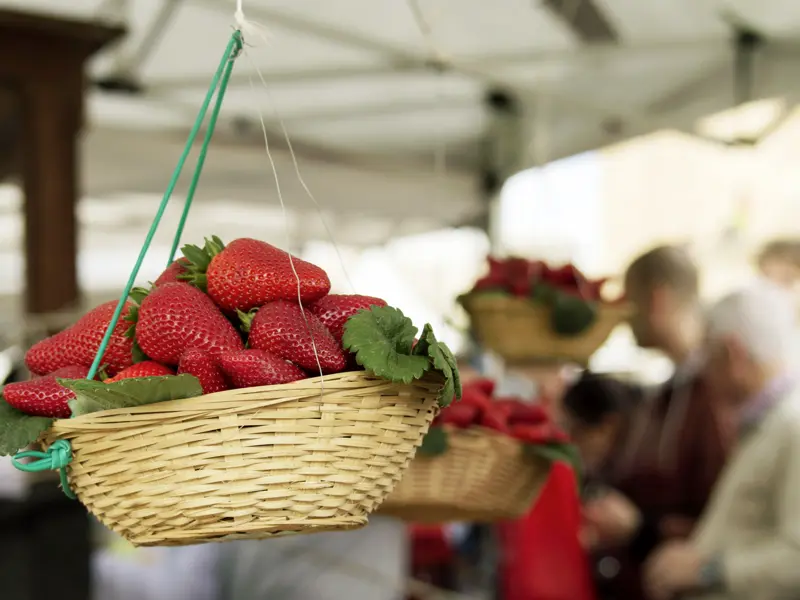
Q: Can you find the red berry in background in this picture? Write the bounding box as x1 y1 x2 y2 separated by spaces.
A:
479 408 510 434
510 422 569 445
154 258 190 287
470 378 496 397
440 403 480 428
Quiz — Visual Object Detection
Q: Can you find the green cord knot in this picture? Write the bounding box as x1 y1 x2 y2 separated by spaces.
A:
11 439 76 500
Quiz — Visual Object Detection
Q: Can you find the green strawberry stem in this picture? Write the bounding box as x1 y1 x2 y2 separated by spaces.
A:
179 236 226 293
237 308 257 333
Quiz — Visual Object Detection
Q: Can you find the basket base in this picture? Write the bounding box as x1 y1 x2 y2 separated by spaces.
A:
129 516 368 547
380 503 523 524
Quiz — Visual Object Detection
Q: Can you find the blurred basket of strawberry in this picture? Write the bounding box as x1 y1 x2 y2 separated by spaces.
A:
380 378 577 523
459 257 630 364
0 32 457 547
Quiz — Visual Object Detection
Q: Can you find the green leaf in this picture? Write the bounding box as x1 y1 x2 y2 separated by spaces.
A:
128 287 149 306
418 426 448 456
412 324 433 356
62 374 203 417
180 243 212 272
529 282 558 305
526 442 583 487
550 293 598 337
342 306 430 384
0 398 53 456
415 324 461 406
131 340 148 364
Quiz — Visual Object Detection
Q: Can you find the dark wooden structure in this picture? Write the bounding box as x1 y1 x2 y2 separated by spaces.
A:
0 8 125 315
0 9 125 600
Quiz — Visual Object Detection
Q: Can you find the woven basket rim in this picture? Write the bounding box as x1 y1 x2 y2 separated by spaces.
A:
52 370 444 429
464 293 631 315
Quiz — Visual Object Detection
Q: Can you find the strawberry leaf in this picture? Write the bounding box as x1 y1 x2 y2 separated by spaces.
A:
418 426 448 456
342 306 429 384
0 398 53 456
61 374 203 417
131 340 148 365
414 324 461 406
525 442 582 487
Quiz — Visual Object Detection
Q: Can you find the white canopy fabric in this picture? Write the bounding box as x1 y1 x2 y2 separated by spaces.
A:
2 0 800 246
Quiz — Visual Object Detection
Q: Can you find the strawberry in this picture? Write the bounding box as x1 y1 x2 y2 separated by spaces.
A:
242 300 347 374
181 237 330 312
132 283 244 366
217 349 306 388
3 365 90 418
178 349 229 395
440 403 479 428
479 408 510 433
104 361 174 383
154 258 189 287
25 301 135 377
308 294 387 343
510 422 569 445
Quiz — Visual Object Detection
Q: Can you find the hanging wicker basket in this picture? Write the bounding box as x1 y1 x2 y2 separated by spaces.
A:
40 371 440 546
462 294 630 364
379 427 550 523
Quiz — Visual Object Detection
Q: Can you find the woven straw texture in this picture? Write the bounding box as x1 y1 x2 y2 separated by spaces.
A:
42 371 441 546
463 294 630 364
379 427 550 523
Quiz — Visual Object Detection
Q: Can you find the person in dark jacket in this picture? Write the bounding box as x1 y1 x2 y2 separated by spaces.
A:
561 371 643 600
581 245 734 600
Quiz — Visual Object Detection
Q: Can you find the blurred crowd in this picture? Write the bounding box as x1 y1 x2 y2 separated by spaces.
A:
7 240 800 600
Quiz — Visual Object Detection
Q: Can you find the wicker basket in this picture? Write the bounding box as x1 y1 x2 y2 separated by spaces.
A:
462 294 630 364
378 427 550 523
41 371 441 546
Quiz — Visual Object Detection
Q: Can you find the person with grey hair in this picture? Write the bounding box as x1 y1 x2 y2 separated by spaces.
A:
643 282 800 600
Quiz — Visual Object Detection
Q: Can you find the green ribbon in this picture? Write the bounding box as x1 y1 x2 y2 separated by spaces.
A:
10 31 244 500
12 440 76 499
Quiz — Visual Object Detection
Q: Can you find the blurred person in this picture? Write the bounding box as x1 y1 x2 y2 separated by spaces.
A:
94 517 407 600
644 283 800 600
561 370 643 478
756 238 800 291
581 245 734 600
561 372 644 600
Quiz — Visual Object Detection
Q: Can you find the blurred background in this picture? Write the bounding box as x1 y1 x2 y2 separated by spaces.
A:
2 1 800 599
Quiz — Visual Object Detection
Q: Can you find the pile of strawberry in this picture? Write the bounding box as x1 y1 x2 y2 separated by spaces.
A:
420 378 570 457
1 236 458 424
435 378 566 442
471 257 607 301
460 257 623 338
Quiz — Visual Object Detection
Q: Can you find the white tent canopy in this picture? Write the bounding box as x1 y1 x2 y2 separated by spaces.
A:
4 0 800 258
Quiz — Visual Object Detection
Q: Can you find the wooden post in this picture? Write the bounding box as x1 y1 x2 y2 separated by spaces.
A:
0 10 124 600
0 9 125 316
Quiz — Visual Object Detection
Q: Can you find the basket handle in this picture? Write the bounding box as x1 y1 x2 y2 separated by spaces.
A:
86 31 243 382
12 32 244 499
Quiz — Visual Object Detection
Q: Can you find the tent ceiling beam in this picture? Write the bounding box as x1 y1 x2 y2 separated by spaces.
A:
540 0 618 42
191 0 635 122
109 0 184 74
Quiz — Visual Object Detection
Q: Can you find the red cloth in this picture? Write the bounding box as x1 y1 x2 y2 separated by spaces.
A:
409 524 453 569
497 463 597 600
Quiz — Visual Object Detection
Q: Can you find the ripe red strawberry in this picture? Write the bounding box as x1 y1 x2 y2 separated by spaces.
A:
178 349 229 395
243 300 346 374
217 349 306 388
181 237 330 312
133 283 244 366
3 365 90 418
154 258 189 287
104 361 174 383
308 294 387 343
25 301 135 377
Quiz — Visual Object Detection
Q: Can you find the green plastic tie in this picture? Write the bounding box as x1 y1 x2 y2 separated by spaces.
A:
11 440 76 500
87 30 242 382
9 31 243 500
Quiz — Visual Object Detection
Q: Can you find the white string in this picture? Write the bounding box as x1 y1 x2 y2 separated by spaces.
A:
244 54 358 294
234 5 325 387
